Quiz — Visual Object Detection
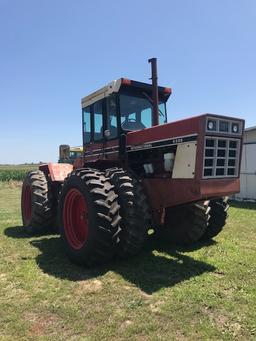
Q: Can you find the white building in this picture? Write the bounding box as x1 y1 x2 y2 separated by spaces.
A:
234 126 256 200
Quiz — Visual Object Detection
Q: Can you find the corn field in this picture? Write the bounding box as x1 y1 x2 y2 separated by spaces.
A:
0 165 38 182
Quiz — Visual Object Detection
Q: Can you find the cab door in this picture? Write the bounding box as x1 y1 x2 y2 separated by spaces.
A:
82 95 119 162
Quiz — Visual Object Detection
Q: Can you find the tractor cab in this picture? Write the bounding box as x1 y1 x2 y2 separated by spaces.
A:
81 78 172 148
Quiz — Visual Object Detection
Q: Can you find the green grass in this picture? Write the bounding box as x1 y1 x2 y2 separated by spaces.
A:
0 164 38 182
0 183 256 340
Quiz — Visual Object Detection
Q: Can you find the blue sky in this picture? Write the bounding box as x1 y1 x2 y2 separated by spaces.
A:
0 0 255 164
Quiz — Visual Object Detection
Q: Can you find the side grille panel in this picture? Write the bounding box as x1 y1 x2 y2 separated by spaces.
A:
203 137 240 178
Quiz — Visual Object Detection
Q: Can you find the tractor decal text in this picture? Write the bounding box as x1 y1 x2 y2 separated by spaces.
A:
83 134 198 157
126 134 198 152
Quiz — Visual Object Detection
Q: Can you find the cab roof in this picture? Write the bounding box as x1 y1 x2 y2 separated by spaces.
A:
70 146 83 152
81 78 172 108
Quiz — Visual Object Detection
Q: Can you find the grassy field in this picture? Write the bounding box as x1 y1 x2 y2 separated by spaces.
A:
0 164 38 182
0 183 256 340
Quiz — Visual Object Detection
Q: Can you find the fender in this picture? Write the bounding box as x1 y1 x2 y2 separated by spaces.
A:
39 163 73 182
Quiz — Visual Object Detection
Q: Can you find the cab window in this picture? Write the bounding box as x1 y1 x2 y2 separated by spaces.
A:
158 102 167 124
93 100 103 141
106 95 118 139
119 94 167 131
141 107 151 128
83 106 91 144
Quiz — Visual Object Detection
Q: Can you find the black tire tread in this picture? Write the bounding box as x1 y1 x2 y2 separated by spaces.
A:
59 168 121 266
105 167 151 258
21 170 55 233
160 201 210 245
201 198 229 240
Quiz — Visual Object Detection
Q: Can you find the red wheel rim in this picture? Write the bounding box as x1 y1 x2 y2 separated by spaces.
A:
23 185 32 223
63 189 89 250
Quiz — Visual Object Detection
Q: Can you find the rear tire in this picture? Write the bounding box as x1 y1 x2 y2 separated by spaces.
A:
105 168 151 258
201 198 229 240
21 170 55 234
58 168 121 266
160 201 210 245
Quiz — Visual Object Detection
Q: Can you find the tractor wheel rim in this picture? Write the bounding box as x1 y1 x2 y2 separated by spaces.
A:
23 185 32 222
63 188 89 250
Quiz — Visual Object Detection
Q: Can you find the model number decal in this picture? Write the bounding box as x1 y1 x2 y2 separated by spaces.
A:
171 138 183 144
130 143 152 151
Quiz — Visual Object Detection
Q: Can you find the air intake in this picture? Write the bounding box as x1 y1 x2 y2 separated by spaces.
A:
203 137 240 178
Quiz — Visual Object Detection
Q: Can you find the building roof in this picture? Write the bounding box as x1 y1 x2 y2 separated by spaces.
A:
245 126 256 132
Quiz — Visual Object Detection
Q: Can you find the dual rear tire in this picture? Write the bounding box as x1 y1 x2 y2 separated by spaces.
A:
21 170 55 234
58 167 150 265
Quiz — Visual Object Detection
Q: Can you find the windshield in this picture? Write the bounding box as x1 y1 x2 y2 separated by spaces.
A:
119 94 166 131
69 151 82 159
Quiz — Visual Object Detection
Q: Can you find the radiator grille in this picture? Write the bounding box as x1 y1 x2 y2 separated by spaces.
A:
203 137 240 178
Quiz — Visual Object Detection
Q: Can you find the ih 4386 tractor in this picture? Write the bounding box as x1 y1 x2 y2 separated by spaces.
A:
21 58 244 266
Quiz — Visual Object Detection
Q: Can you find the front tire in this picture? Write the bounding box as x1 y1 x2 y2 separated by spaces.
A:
21 170 55 234
160 201 210 245
58 168 121 266
201 198 229 240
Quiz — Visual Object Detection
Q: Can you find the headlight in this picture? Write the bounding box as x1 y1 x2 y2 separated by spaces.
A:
232 123 239 133
207 119 216 131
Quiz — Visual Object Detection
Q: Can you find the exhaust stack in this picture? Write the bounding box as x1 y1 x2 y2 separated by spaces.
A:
148 57 159 126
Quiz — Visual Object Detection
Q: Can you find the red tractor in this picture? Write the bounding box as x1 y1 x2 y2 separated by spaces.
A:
21 58 244 266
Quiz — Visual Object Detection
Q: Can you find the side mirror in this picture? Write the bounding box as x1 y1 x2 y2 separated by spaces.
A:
104 130 111 138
